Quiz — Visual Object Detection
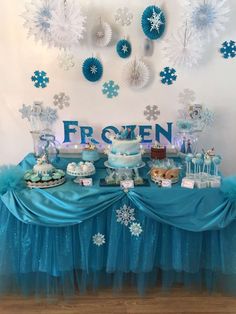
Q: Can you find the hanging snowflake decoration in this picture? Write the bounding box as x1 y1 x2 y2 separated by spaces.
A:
141 6 166 40
58 52 75 71
31 70 49 88
123 59 150 90
179 89 196 106
129 222 143 237
19 104 32 121
220 40 236 59
21 0 56 46
53 93 70 110
116 39 132 58
144 105 160 121
50 0 86 49
82 57 103 82
40 107 58 125
160 67 177 85
116 204 136 227
92 20 112 47
102 80 120 99
114 7 133 26
185 0 230 41
92 233 105 246
162 24 204 68
201 108 215 128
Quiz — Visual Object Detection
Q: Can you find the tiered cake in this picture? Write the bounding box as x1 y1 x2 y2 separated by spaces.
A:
107 129 143 168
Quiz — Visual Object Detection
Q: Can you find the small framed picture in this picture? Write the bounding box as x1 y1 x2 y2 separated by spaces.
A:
161 179 172 188
79 178 93 186
181 178 195 189
120 180 134 189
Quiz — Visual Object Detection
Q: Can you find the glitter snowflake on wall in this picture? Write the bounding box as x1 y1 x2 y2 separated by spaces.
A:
129 222 143 237
50 0 86 49
144 105 160 121
114 7 133 26
102 80 120 99
21 0 56 46
58 52 75 70
41 107 58 125
31 70 49 88
160 67 177 85
179 89 196 106
92 233 105 246
116 204 136 227
220 40 236 59
53 93 70 110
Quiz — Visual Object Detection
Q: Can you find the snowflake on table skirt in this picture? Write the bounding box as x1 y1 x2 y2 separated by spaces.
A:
58 52 75 71
92 20 112 47
102 81 120 99
31 70 49 88
92 233 105 246
123 59 150 90
144 105 160 121
185 0 230 41
162 24 204 68
40 107 58 125
53 93 70 110
114 7 133 26
160 67 177 85
116 204 136 227
129 222 143 237
201 108 215 128
21 0 56 46
179 89 196 106
220 40 236 59
50 0 86 49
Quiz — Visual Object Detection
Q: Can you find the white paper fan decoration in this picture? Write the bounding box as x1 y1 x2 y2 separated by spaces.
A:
92 20 112 47
21 0 56 46
162 23 204 68
123 59 150 90
185 0 230 41
50 0 86 49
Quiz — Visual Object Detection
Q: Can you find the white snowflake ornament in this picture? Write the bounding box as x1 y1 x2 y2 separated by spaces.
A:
114 7 133 26
53 92 70 110
144 105 160 121
92 233 105 246
58 52 75 70
179 89 196 106
116 204 136 227
129 223 143 237
147 8 164 32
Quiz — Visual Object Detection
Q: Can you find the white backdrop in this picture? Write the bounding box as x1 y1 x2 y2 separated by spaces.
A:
0 0 236 175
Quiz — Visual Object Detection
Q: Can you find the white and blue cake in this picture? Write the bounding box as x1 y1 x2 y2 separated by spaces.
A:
82 143 100 162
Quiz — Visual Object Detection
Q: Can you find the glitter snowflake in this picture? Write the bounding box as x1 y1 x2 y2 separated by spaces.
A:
116 204 136 227
21 0 56 46
220 40 236 59
147 8 164 32
19 104 32 121
144 105 160 121
41 107 58 125
179 89 196 106
92 233 105 246
201 109 215 127
58 52 75 70
31 70 49 88
129 222 143 237
53 92 70 110
114 7 133 26
160 67 177 85
102 80 120 99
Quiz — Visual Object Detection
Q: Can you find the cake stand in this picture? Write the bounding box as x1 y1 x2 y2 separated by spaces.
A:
67 169 96 184
103 161 146 185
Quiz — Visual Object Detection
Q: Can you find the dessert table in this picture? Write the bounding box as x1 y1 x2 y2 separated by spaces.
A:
0 153 236 298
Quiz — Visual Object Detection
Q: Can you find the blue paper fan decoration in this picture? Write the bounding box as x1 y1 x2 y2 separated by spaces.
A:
82 57 103 82
116 39 132 58
141 5 166 40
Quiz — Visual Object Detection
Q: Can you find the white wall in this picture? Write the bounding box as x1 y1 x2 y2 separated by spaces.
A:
0 0 236 175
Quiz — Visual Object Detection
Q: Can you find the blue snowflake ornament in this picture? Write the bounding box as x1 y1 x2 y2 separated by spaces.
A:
160 67 177 85
102 80 120 99
82 57 103 82
19 104 32 121
220 40 236 59
116 39 132 58
141 6 165 40
31 70 49 88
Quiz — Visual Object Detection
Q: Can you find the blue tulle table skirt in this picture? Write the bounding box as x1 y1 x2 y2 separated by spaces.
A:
0 154 236 297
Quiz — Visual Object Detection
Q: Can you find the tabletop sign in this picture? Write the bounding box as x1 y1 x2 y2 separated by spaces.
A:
79 178 93 186
161 179 172 188
181 178 195 189
120 180 134 189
